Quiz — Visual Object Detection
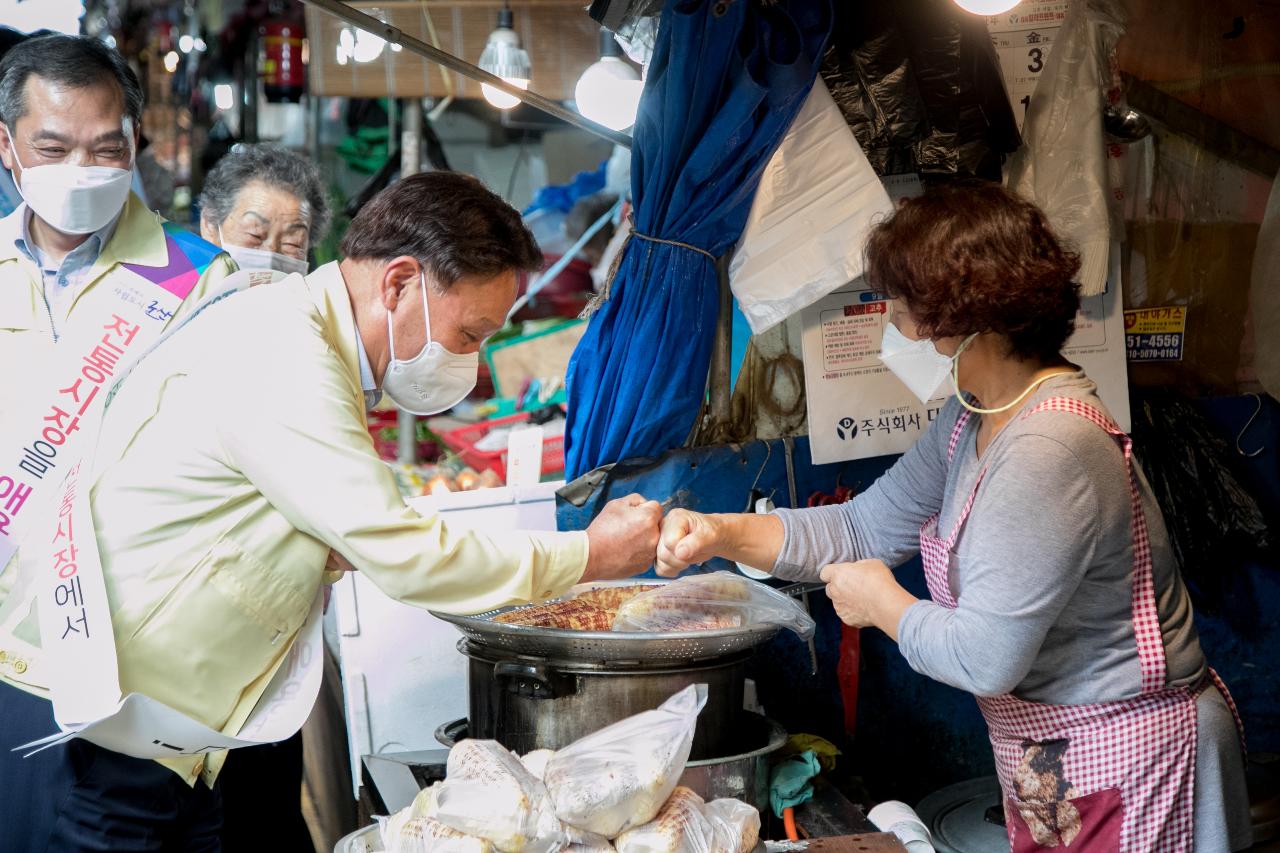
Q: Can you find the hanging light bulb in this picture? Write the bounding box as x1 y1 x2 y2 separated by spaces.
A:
335 25 387 65
952 0 1023 14
574 28 643 131
478 6 531 111
213 83 235 112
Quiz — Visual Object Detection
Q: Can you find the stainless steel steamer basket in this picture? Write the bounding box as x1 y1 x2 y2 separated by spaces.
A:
429 579 784 663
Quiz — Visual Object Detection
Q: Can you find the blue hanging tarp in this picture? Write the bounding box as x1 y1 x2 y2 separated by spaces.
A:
564 0 833 479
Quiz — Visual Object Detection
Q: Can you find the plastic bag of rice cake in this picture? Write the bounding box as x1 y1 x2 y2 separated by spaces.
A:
703 799 761 853
520 748 556 780
544 684 708 838
380 816 495 853
612 787 716 853
613 790 761 853
565 832 617 853
612 572 815 638
435 740 568 853
376 782 445 850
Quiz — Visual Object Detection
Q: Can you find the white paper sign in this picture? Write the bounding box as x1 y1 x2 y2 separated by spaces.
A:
1064 245 1130 432
802 244 1130 464
882 173 923 205
802 285 949 464
505 426 544 488
987 1 1068 132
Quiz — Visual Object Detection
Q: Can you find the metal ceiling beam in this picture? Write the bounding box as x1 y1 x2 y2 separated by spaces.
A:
1123 72 1280 178
298 0 633 149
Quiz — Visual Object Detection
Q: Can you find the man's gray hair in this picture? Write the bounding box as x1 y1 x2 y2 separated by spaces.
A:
0 34 143 128
200 144 332 244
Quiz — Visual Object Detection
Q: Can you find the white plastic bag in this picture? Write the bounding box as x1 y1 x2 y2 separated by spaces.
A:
377 782 447 852
520 748 556 780
566 835 617 853
1006 0 1126 296
613 787 715 853
703 799 761 853
729 79 894 335
435 740 568 853
614 789 761 853
544 684 708 838
379 817 496 853
612 572 816 639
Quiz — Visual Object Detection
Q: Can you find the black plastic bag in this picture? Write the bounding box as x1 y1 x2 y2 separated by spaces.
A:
819 0 1020 181
1131 390 1271 611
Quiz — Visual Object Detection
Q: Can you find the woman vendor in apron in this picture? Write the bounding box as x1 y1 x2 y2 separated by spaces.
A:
655 182 1251 851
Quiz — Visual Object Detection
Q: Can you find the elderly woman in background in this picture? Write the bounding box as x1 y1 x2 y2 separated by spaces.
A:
199 143 339 852
199 142 330 274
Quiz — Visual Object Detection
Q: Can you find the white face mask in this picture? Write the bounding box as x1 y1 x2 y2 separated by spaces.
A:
219 230 309 276
381 271 479 416
12 145 132 236
879 321 958 404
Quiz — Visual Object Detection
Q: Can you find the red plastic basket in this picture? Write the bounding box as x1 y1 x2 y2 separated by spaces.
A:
366 411 437 462
440 412 566 481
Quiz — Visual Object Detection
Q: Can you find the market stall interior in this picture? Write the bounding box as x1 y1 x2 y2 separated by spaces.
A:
0 0 1277 851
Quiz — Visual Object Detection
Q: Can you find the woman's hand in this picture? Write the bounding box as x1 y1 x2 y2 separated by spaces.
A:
656 509 724 577
819 559 917 639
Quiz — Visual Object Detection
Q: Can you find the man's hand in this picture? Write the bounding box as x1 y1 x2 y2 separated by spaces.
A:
819 559 917 640
325 549 356 574
322 549 357 612
655 509 723 577
581 494 663 582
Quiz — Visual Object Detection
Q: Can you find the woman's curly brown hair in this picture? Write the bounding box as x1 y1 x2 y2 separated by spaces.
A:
864 181 1082 362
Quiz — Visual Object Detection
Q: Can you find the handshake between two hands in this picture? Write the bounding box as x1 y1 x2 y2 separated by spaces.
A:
581 496 908 633
321 494 910 631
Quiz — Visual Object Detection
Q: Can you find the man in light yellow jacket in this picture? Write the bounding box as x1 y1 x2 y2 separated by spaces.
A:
0 170 661 851
0 36 236 678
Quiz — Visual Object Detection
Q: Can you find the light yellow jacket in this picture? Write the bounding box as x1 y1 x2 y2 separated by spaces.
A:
3 261 588 787
0 194 237 401
0 195 236 668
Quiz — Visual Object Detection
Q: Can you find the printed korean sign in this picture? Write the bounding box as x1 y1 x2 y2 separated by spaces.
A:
1124 306 1187 362
801 285 950 464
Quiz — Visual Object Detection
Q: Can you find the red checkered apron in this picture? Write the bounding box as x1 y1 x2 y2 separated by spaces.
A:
919 397 1244 852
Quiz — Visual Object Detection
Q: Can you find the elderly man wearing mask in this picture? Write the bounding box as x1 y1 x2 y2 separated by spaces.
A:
0 33 235 718
0 170 661 852
199 143 331 277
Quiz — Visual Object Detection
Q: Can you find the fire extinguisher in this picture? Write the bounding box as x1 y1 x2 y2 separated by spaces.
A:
259 18 305 103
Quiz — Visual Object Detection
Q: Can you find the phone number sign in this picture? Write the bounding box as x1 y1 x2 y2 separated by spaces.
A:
1124 306 1186 362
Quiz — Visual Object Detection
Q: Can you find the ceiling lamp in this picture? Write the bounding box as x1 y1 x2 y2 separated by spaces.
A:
336 25 387 65
478 6 531 111
952 0 1023 13
574 28 643 132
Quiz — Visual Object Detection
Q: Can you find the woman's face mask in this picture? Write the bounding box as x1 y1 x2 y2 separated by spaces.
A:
218 231 309 277
879 321 956 404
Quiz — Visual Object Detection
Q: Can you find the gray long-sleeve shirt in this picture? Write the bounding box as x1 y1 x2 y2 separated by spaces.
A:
774 373 1249 848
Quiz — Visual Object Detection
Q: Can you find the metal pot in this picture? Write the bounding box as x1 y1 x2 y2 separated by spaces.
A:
435 711 787 812
460 639 747 760
681 711 787 810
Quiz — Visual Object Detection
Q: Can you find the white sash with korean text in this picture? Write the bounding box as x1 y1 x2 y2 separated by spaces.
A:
0 278 189 575
11 269 325 760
